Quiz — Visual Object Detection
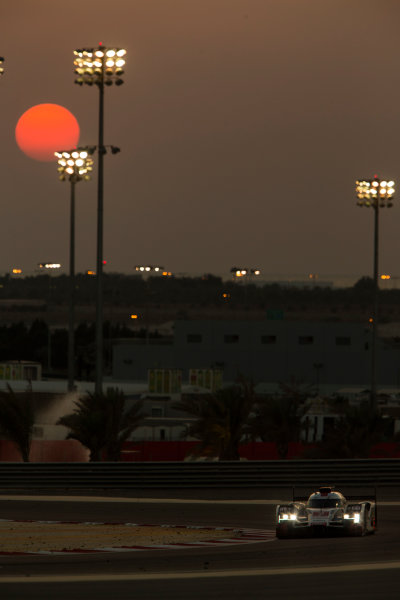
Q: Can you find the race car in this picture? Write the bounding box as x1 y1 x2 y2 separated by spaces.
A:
276 486 376 538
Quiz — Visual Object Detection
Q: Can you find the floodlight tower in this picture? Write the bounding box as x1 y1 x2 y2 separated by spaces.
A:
355 176 395 409
73 44 126 393
55 148 94 391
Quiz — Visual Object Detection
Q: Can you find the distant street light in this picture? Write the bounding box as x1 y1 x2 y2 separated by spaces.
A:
55 147 94 392
356 175 395 409
230 267 261 279
38 263 61 270
73 44 126 394
135 265 164 273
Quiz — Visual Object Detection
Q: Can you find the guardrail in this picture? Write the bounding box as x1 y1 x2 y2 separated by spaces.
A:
0 459 399 489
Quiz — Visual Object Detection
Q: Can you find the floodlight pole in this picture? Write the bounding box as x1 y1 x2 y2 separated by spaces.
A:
56 146 94 391
73 45 126 393
371 202 379 411
68 178 76 392
95 75 105 395
356 176 395 411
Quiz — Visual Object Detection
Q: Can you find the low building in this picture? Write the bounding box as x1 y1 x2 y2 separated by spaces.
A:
112 319 400 388
0 361 41 381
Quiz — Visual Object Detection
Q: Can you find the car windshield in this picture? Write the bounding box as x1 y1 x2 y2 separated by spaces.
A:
308 499 340 508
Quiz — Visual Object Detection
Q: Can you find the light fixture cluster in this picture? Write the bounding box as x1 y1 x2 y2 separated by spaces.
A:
0 56 4 76
356 178 395 208
230 267 261 277
135 265 164 272
55 147 95 182
38 263 61 269
74 46 126 86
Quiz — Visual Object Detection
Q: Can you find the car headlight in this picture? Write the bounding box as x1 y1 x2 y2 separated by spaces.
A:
278 508 298 522
344 513 361 523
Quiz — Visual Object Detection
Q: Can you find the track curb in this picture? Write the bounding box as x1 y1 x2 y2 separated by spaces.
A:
0 518 276 555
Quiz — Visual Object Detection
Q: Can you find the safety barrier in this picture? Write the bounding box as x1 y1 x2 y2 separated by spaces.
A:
0 459 399 489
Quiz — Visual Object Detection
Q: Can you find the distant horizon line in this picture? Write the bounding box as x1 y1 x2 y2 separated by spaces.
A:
2 269 393 289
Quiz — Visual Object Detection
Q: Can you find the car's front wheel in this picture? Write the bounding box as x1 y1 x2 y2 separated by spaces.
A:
276 524 294 539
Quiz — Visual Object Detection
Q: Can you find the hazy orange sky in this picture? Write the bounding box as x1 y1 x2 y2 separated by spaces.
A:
1 0 400 283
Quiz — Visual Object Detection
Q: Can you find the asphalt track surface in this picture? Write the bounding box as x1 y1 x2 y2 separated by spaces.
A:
0 488 399 599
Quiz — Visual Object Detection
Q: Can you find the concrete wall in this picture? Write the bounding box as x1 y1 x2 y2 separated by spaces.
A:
0 439 88 462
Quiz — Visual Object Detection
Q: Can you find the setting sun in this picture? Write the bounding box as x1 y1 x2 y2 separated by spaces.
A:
15 103 80 162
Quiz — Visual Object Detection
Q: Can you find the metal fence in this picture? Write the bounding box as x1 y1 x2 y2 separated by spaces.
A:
0 459 399 489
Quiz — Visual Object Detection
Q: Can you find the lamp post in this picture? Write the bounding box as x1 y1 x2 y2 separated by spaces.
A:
73 45 126 394
55 148 94 391
355 176 395 410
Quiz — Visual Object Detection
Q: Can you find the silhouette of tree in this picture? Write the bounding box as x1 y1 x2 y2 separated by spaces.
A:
0 384 34 462
57 388 145 461
305 404 391 458
353 276 374 293
174 381 256 460
247 394 307 459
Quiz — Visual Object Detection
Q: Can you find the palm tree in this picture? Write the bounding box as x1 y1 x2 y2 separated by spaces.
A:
103 389 145 461
174 381 256 461
57 388 144 461
309 404 391 459
0 384 35 462
246 395 306 459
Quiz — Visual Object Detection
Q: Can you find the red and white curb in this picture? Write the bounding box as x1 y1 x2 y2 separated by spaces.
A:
0 519 275 555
